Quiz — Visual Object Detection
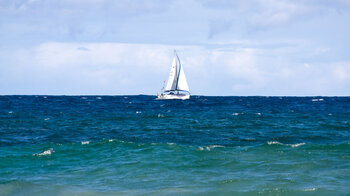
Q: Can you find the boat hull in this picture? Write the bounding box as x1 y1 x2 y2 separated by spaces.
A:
156 93 190 100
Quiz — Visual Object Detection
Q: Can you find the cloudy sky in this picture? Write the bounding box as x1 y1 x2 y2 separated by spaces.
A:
1 0 350 95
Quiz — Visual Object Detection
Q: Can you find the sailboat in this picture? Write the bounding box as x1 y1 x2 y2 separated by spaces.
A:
157 50 190 100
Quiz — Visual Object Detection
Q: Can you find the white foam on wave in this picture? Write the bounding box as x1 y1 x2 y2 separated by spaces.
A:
136 111 141 114
311 98 324 102
267 141 305 148
8 111 13 114
167 143 175 146
198 145 224 151
302 187 318 192
232 113 239 116
81 141 90 145
108 139 114 142
290 143 305 148
34 148 54 156
158 114 164 118
256 113 261 115
267 141 282 145
44 118 50 121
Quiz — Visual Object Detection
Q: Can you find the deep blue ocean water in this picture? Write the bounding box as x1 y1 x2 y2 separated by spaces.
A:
0 95 349 195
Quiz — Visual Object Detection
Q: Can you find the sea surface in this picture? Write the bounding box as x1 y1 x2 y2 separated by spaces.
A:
0 95 349 196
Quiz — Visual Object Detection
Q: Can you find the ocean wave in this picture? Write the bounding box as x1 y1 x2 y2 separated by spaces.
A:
267 141 306 148
198 145 224 151
34 148 54 156
302 187 318 192
81 141 90 145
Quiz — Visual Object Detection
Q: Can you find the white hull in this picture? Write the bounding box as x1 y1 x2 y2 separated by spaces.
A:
156 93 190 100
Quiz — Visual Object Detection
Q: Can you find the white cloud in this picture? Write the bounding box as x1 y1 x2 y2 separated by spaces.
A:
2 41 348 95
332 62 350 80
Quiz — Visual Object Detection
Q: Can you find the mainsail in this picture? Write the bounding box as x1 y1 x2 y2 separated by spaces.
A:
165 55 178 91
164 51 189 92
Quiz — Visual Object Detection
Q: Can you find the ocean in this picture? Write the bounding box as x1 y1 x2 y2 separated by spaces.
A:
0 95 349 195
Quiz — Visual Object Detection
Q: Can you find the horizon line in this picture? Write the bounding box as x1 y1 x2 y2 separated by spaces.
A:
0 94 349 97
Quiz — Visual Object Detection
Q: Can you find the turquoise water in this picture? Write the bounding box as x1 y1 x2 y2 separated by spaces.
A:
0 96 350 195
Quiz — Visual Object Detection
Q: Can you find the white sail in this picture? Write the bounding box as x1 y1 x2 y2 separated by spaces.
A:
165 55 177 91
176 62 189 92
157 50 190 100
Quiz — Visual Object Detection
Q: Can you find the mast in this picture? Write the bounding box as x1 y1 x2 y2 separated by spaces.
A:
175 50 181 91
174 50 190 93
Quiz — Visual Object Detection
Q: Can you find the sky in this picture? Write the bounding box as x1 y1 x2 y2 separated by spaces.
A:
1 0 350 96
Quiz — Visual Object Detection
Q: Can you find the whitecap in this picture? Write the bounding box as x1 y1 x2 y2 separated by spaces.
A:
44 118 50 121
303 188 318 192
136 111 141 114
81 141 90 145
108 139 114 142
96 97 102 99
8 111 13 114
267 141 282 145
256 113 261 115
198 145 224 151
290 143 305 148
81 97 87 99
158 114 164 118
311 98 324 102
267 141 305 148
167 143 175 146
34 148 54 156
232 113 239 116
43 96 47 99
